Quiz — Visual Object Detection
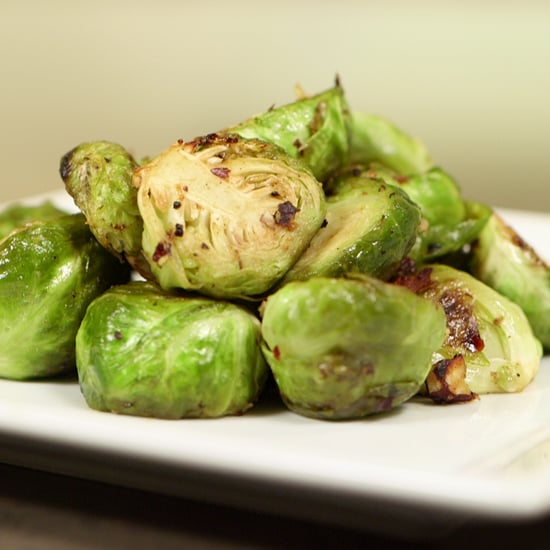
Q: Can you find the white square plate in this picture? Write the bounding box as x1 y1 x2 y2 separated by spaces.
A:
1 190 549 536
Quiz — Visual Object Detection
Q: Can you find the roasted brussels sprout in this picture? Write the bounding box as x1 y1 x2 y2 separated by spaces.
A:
134 133 326 298
410 199 492 265
362 165 491 264
348 112 433 175
260 276 447 419
76 281 268 418
470 212 550 349
0 201 67 241
60 141 150 277
0 214 131 380
281 169 421 283
395 264 542 400
230 83 351 182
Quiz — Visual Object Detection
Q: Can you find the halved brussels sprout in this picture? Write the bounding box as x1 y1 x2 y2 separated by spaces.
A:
470 212 550 349
0 214 131 380
0 201 67 241
260 276 447 419
230 82 351 182
348 112 433 175
134 133 326 298
76 281 268 419
281 169 421 283
60 141 150 277
395 264 542 399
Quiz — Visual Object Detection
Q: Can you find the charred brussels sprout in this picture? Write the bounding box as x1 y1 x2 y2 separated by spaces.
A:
349 112 433 175
396 264 542 400
76 281 268 418
230 83 351 182
60 141 150 276
0 214 131 380
134 134 326 299
260 276 447 419
470 212 550 349
0 201 67 241
281 169 421 283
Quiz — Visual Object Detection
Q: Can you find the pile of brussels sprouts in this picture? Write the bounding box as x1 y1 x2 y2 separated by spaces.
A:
1 79 548 420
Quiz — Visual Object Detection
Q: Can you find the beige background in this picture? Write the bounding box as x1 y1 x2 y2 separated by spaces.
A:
1 0 549 212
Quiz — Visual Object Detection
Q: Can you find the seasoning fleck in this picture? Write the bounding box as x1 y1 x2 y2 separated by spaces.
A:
152 241 171 263
211 167 231 179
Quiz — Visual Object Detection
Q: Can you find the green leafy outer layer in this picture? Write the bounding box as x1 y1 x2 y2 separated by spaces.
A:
0 214 131 380
76 281 268 419
230 84 351 183
348 112 433 175
260 276 447 420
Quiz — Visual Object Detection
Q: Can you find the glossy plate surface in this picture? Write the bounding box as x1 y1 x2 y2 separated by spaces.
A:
1 190 550 534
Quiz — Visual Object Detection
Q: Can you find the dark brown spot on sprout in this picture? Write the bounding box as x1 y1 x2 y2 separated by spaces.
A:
59 147 77 182
274 201 298 228
440 289 485 353
152 241 171 263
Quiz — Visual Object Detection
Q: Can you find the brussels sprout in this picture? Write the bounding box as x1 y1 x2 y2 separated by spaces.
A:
59 141 150 277
409 199 492 264
0 214 131 380
361 165 491 264
348 112 433 175
134 133 326 299
281 169 421 283
0 201 67 241
76 281 268 418
395 264 542 399
260 276 447 419
230 82 351 182
470 212 550 349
